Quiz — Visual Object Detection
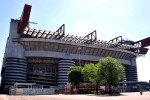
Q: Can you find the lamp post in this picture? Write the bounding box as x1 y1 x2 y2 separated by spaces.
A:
78 47 82 66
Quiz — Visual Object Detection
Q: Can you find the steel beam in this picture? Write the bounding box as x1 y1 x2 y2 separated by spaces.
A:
18 4 32 33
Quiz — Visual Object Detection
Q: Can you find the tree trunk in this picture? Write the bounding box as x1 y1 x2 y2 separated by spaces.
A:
109 83 112 94
96 81 99 94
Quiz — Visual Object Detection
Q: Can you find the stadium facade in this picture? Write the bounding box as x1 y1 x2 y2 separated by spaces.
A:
1 4 150 93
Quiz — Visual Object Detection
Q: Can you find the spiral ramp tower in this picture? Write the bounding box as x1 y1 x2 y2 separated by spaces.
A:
3 58 27 93
125 65 138 81
1 19 27 93
58 59 75 87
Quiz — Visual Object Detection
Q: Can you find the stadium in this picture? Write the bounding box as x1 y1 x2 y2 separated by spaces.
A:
1 4 150 94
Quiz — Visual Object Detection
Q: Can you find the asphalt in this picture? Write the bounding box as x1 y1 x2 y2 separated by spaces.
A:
0 92 150 100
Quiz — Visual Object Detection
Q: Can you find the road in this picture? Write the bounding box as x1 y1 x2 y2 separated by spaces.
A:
0 92 150 100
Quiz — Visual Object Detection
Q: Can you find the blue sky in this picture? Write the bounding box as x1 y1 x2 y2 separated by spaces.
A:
0 0 150 82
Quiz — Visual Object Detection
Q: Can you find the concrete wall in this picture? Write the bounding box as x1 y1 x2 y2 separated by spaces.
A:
6 19 25 58
10 88 56 95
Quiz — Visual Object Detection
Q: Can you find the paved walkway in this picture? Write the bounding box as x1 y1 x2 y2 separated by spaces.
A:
0 92 150 100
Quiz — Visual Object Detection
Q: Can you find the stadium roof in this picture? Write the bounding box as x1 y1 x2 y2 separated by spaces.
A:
22 27 138 51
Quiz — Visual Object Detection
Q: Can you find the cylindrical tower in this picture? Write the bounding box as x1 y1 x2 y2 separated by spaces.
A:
3 58 27 92
58 59 75 87
125 65 138 81
125 58 138 81
2 19 27 93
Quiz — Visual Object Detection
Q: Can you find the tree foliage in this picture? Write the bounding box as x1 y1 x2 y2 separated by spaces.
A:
98 57 124 94
82 63 99 94
68 66 83 86
68 57 124 94
82 63 99 83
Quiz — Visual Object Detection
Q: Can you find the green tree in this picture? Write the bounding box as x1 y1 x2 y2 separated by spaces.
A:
98 57 124 94
82 63 99 94
68 66 83 86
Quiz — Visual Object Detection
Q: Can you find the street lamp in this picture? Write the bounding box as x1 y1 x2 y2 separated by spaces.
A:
78 47 82 66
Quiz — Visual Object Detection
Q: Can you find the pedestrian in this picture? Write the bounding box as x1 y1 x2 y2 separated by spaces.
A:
140 89 142 95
